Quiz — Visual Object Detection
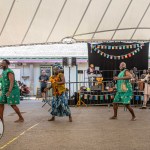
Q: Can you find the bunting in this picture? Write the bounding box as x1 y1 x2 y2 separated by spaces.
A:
92 43 144 51
91 43 144 60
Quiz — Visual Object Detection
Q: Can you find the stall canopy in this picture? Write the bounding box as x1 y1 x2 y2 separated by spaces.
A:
0 0 150 46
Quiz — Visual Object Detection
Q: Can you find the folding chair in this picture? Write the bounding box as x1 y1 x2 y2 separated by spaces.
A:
42 89 52 111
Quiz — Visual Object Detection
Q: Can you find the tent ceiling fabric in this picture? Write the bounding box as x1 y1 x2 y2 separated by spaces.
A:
0 0 150 46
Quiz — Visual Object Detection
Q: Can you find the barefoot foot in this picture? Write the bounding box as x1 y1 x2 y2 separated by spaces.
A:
69 116 72 122
110 116 117 120
14 118 24 123
48 117 55 121
131 117 136 121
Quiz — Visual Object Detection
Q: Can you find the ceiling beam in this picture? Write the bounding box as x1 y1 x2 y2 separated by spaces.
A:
72 0 92 38
130 2 150 40
73 27 150 37
21 0 43 44
111 0 133 40
91 0 112 40
0 0 16 36
46 0 68 42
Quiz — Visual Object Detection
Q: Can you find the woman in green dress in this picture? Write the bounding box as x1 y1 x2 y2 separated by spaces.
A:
110 62 136 121
0 60 24 122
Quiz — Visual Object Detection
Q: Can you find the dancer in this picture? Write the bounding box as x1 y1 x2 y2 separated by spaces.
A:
110 62 136 121
46 64 72 122
0 59 24 122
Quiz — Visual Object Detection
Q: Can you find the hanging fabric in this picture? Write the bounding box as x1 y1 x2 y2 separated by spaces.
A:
105 94 109 100
100 95 104 101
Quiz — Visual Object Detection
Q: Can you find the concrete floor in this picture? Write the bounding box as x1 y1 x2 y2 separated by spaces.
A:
0 100 150 150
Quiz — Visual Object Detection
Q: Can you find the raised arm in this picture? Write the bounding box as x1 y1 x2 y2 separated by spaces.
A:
114 70 132 81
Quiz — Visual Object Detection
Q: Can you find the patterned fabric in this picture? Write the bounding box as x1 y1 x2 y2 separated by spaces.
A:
51 93 71 117
49 73 66 96
0 68 20 105
113 69 133 104
57 73 66 94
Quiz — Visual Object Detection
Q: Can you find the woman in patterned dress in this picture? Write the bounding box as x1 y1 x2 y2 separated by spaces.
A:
0 60 24 122
46 66 72 122
110 62 136 121
139 68 150 109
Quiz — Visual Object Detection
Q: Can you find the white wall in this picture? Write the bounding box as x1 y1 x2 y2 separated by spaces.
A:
0 68 21 81
64 66 78 95
33 64 41 95
77 62 88 82
12 69 21 81
20 65 30 86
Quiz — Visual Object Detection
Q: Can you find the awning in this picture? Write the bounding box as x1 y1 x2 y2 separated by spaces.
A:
0 0 150 46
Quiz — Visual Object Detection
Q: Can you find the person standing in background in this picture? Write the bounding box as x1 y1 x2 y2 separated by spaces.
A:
87 64 95 87
39 70 49 101
140 70 147 79
139 68 150 109
138 69 147 91
87 64 95 74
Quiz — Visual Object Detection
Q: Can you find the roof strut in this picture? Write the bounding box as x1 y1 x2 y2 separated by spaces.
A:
130 2 150 40
21 0 43 44
0 0 16 36
46 0 68 42
91 0 112 40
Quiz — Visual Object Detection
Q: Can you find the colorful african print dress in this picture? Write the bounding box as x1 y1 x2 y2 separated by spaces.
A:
50 73 71 117
0 68 20 105
113 69 133 104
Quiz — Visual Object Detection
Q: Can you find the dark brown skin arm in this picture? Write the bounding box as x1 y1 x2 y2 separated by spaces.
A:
114 70 132 80
120 70 132 80
57 75 65 85
6 73 14 96
8 73 14 92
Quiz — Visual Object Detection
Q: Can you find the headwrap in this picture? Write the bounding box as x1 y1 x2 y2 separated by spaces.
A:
52 63 63 70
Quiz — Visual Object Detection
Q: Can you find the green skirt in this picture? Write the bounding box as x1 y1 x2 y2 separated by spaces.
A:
113 91 133 104
0 88 20 105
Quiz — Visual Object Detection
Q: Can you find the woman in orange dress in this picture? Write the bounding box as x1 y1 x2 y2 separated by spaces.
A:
47 66 72 122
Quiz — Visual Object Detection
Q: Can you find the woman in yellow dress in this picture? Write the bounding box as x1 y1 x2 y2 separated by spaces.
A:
47 66 72 122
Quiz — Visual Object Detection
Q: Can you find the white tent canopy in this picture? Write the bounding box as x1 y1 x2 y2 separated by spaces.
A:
0 0 150 46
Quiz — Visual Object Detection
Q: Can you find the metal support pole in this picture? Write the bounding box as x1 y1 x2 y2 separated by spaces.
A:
69 66 71 100
76 65 78 92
